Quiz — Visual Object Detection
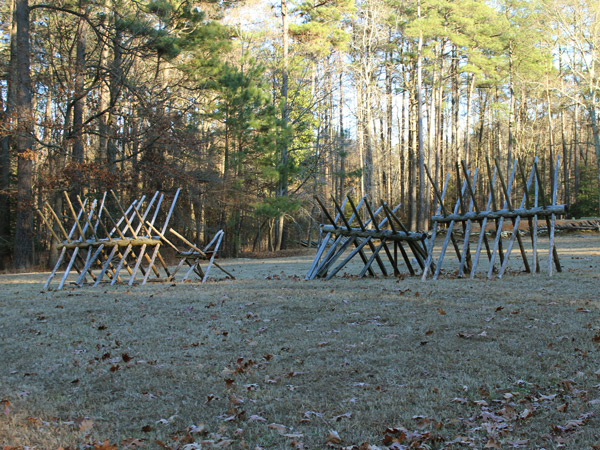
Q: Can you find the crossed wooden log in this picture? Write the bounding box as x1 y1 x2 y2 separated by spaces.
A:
306 195 430 280
422 156 564 279
37 189 180 289
38 188 235 289
144 224 234 283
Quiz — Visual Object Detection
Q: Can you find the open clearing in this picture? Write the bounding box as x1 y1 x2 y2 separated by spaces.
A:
1 234 600 449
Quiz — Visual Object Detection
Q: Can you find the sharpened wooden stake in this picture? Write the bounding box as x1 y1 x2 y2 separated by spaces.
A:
38 190 181 289
424 157 564 279
307 195 424 280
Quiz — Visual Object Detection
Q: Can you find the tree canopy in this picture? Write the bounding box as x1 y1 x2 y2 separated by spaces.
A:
1 0 599 269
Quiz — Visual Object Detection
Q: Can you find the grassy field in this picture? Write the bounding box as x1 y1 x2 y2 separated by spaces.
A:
1 233 600 449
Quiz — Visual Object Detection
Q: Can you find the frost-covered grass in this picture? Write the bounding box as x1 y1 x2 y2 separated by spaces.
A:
1 234 600 449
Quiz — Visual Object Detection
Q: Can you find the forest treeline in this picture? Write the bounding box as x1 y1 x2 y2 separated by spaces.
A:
1 0 599 269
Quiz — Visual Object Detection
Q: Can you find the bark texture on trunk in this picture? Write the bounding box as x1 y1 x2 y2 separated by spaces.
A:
13 0 34 269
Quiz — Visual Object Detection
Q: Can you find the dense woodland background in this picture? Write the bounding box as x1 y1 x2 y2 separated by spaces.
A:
1 0 599 270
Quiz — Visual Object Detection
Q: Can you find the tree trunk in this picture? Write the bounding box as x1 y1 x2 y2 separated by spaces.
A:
507 42 514 167
276 0 289 251
386 48 393 202
417 0 425 230
452 46 460 162
338 52 345 202
574 101 579 200
357 81 365 199
98 9 110 165
546 78 555 197
465 74 475 166
588 104 600 215
13 0 34 269
72 2 87 195
409 91 417 230
107 10 122 171
0 93 11 270
400 86 406 211
0 0 18 269
364 83 374 199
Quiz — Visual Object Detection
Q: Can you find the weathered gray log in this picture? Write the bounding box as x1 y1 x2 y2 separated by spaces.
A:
320 225 427 242
422 172 450 280
58 238 162 249
432 205 565 223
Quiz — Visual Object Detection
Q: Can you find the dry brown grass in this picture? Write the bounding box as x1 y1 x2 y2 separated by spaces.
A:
1 234 600 450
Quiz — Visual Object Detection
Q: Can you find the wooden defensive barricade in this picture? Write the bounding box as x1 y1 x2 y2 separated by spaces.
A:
306 195 431 280
143 224 235 282
37 189 180 289
422 157 564 280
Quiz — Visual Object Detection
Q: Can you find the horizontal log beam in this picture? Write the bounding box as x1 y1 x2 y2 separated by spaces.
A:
58 238 162 249
176 251 214 258
320 225 427 242
432 205 565 224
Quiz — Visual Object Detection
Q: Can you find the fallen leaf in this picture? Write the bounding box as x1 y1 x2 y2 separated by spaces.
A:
326 430 342 444
181 444 202 450
484 437 502 448
121 438 146 448
268 423 288 434
248 415 267 422
93 441 118 450
205 394 218 404
437 308 446 315
386 444 404 450
230 393 244 405
79 418 94 432
189 424 207 434
333 413 352 421
554 419 584 433
519 408 533 419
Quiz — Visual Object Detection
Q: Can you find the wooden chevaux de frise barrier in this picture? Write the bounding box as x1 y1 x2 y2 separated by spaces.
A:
306 195 431 280
307 156 564 281
38 157 566 289
37 189 233 290
422 156 563 280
